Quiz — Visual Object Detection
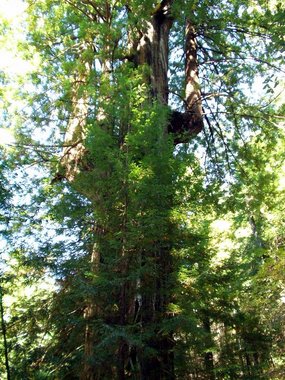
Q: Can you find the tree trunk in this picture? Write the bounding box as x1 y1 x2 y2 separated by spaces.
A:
80 245 100 380
168 19 204 143
61 58 92 182
135 1 173 104
202 317 215 380
0 286 11 380
140 246 175 380
131 5 176 378
131 5 203 379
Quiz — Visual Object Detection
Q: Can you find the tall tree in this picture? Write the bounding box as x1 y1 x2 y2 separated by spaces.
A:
2 0 284 379
24 1 205 378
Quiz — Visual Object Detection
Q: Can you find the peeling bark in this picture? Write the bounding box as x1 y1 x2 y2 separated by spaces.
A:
135 1 173 103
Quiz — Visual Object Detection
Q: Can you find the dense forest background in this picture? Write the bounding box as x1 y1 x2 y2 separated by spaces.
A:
0 0 285 379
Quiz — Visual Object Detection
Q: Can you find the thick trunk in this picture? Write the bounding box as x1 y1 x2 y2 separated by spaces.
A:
132 6 203 379
135 1 173 104
132 4 176 378
140 247 175 380
61 59 92 182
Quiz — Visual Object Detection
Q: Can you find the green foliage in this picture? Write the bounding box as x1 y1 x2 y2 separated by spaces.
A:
0 0 284 379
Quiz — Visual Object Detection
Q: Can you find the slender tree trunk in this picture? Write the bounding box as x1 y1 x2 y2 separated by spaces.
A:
202 317 215 380
0 286 11 380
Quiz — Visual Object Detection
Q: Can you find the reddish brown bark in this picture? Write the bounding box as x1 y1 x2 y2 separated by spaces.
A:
136 1 173 104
